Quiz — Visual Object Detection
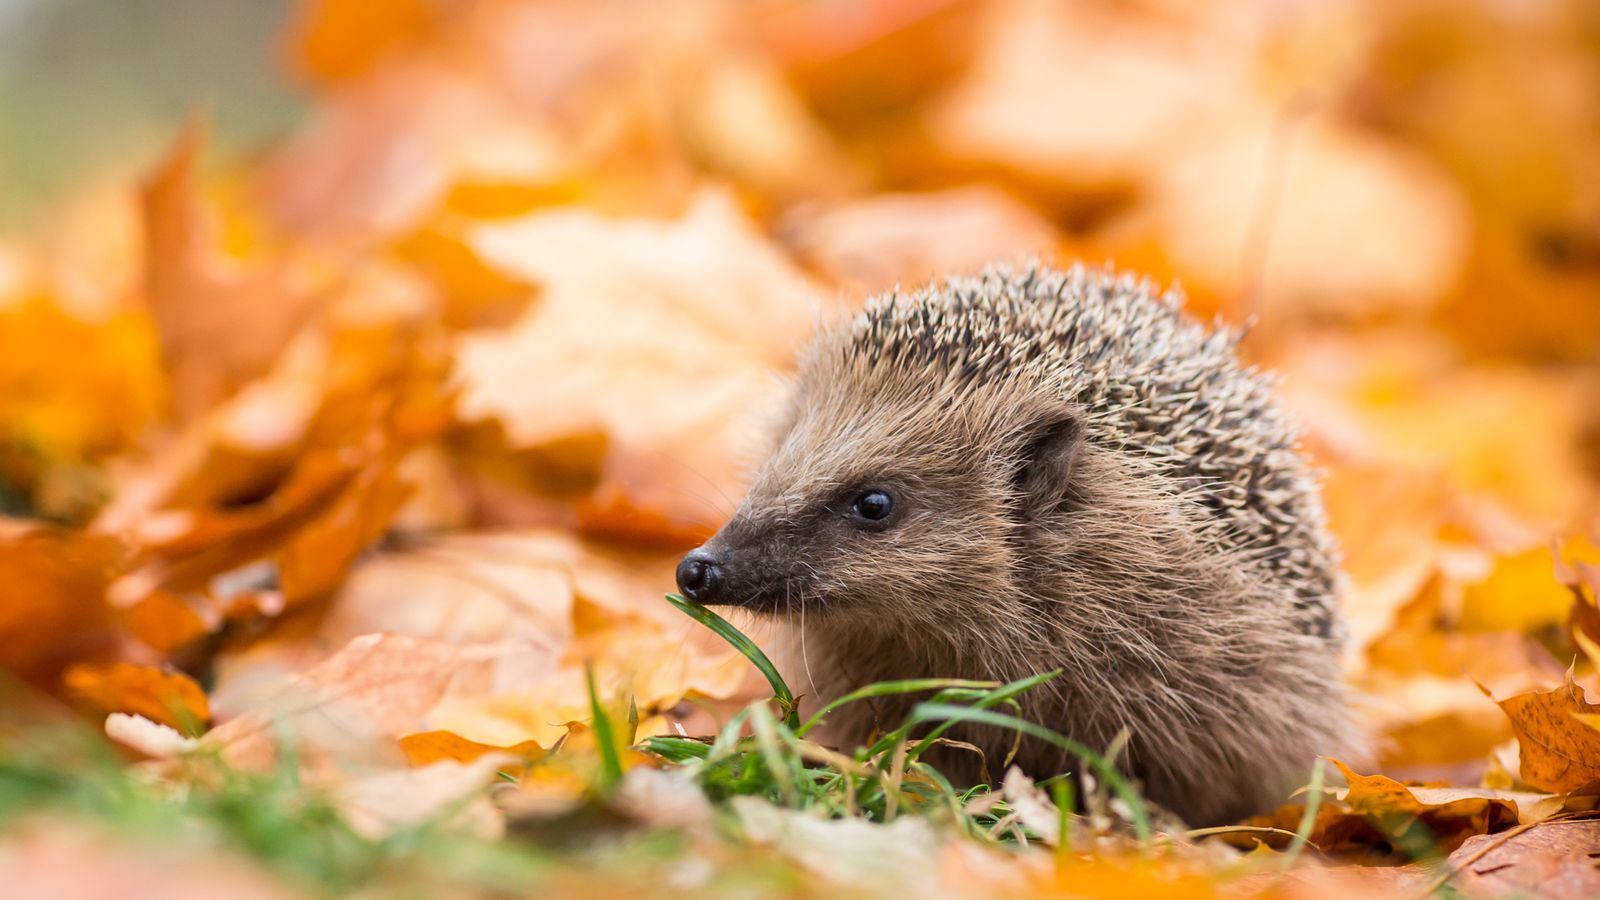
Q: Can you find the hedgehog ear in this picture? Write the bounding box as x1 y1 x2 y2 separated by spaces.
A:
1016 413 1083 517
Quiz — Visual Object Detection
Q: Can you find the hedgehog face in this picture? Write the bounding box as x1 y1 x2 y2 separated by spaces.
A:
675 381 1085 630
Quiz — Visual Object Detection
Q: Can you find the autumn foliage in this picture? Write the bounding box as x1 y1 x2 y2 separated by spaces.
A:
1 0 1598 896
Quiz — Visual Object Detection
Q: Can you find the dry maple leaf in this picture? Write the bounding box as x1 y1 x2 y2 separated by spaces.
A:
1241 760 1520 858
452 192 826 547
1488 674 1600 794
1135 118 1468 319
929 0 1256 194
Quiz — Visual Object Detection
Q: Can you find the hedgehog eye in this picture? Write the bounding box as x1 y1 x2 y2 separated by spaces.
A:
850 489 894 524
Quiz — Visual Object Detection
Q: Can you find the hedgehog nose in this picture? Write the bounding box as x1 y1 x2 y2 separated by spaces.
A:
675 550 724 604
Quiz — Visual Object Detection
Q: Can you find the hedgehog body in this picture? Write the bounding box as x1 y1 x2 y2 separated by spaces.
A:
675 265 1356 825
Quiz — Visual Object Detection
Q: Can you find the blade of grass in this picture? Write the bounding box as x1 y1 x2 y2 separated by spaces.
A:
901 670 1061 762
795 678 999 737
1052 779 1075 855
666 593 798 728
1279 757 1325 870
746 703 798 807
586 663 623 789
642 736 712 762
907 702 1151 842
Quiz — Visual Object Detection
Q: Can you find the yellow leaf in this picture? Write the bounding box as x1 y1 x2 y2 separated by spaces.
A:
1461 538 1600 635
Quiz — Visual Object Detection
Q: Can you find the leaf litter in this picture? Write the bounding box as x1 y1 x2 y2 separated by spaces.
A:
1 0 1599 897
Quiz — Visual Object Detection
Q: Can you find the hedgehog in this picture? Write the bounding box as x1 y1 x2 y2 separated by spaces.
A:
674 264 1356 825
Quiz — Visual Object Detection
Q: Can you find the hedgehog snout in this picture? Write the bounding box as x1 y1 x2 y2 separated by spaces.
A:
675 548 725 604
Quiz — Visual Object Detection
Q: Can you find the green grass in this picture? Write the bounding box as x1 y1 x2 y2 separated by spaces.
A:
650 594 1150 843
0 595 1162 896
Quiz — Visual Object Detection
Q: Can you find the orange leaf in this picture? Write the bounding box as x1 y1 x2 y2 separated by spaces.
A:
0 526 122 682
63 662 210 733
141 121 318 419
118 591 213 654
288 0 437 85
399 730 546 778
1489 675 1600 793
1241 761 1520 858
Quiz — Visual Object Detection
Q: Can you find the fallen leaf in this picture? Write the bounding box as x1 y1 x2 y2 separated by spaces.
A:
103 712 200 758
0 295 162 519
141 122 321 419
62 662 210 733
203 633 554 776
1442 818 1600 899
288 0 437 85
453 192 825 547
0 820 298 900
335 756 508 840
1490 674 1600 793
399 729 546 773
1241 760 1520 857
0 526 122 682
1461 538 1600 636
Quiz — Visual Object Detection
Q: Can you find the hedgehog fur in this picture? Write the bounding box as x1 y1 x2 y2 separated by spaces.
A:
675 264 1357 825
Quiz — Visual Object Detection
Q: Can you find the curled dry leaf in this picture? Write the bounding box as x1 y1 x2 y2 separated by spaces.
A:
1240 760 1520 857
103 712 201 758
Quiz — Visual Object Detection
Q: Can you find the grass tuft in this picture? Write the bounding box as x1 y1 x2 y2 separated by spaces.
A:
655 592 1154 846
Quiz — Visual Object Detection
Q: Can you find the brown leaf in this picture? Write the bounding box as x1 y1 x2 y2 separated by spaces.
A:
1491 675 1600 793
285 531 744 748
1443 819 1600 899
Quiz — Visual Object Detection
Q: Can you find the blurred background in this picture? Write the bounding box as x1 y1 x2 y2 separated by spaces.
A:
0 0 302 230
1 0 1598 798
